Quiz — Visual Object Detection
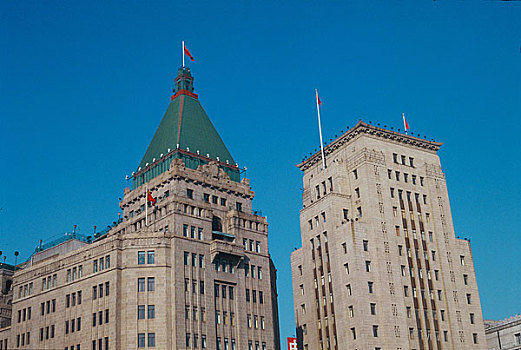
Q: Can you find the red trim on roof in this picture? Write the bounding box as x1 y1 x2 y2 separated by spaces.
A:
177 96 185 147
171 89 198 100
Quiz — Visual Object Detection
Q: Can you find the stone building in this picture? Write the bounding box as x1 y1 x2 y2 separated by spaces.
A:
485 315 521 350
1 67 280 350
0 262 14 349
291 121 486 349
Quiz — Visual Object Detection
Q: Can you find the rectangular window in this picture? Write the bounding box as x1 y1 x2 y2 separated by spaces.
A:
147 251 155 264
93 260 98 273
138 305 145 320
138 278 145 292
370 303 376 315
147 277 155 291
184 252 189 265
368 282 374 294
183 224 188 237
138 333 145 348
365 261 371 272
148 333 155 347
93 286 97 299
187 189 193 199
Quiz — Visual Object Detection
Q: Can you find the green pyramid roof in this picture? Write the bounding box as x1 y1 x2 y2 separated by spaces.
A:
138 95 236 169
133 67 239 188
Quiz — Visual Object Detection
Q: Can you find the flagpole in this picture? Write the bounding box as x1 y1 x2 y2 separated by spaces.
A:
182 41 185 68
145 186 148 227
403 113 408 135
316 89 326 170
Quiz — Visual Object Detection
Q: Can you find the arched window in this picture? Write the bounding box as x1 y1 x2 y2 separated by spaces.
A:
212 216 223 232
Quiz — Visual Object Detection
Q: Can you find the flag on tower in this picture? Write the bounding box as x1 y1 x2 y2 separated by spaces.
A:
184 44 194 62
403 113 409 133
316 90 322 106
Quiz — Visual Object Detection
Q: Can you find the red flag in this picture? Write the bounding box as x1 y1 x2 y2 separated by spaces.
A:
316 90 322 106
403 113 409 131
147 190 156 206
184 45 194 61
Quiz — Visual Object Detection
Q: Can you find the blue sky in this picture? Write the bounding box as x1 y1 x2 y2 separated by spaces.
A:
1 1 520 346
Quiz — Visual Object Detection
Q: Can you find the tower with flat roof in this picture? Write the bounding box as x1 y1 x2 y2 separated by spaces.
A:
291 121 486 350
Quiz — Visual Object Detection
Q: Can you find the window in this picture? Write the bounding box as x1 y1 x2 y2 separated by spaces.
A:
343 209 349 220
515 333 521 345
351 327 357 340
357 206 363 218
404 286 409 297
184 252 189 265
198 227 203 240
147 251 155 264
93 260 98 273
138 305 145 320
370 303 376 315
355 188 360 198
138 333 145 348
373 325 379 337
365 261 371 272
473 333 478 344
93 286 97 299
236 202 242 212
146 277 155 291
353 169 358 179
460 256 465 266
204 193 210 202
368 282 374 294
363 240 368 251
401 155 406 164
395 171 400 181
393 153 398 163
138 278 145 292
466 294 472 304
256 241 260 253
148 333 155 347
187 189 193 199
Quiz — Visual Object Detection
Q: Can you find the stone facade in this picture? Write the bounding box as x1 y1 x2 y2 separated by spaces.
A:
0 263 14 349
0 68 280 350
291 121 486 350
485 315 521 350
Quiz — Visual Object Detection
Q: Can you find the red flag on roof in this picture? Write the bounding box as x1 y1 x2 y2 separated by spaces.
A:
316 90 322 106
147 190 156 206
184 45 194 61
403 113 409 132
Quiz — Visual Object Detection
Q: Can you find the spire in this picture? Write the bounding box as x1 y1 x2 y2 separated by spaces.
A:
133 68 239 188
172 67 198 100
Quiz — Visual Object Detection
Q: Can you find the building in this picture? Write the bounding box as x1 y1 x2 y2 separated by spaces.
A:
485 315 521 350
0 262 15 349
291 121 486 349
1 66 280 350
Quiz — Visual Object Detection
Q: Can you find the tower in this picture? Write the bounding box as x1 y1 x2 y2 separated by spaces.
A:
291 121 486 350
5 67 280 350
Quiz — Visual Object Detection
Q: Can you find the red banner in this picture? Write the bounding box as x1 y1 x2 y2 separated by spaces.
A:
287 337 297 350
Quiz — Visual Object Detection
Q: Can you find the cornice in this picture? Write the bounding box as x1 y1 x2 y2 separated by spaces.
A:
297 120 443 171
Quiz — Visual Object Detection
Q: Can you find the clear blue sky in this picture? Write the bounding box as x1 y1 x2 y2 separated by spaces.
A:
1 1 520 346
